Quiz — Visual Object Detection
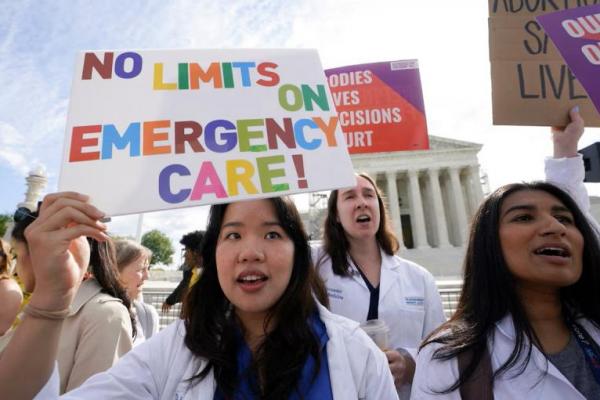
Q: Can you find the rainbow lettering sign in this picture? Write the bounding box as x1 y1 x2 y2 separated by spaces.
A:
325 60 429 154
537 6 600 115
59 49 355 216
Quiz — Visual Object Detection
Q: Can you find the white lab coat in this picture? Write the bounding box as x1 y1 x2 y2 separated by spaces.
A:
411 315 600 399
36 304 398 400
314 246 446 358
545 155 600 234
408 155 600 399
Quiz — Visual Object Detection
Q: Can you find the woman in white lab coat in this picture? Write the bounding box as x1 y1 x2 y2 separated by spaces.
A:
314 173 445 394
411 108 600 400
0 194 397 400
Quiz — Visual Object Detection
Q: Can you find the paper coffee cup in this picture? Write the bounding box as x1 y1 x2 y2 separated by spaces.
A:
359 319 390 350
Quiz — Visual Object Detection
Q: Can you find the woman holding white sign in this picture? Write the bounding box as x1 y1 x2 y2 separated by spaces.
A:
313 173 446 397
0 194 397 399
5 208 135 394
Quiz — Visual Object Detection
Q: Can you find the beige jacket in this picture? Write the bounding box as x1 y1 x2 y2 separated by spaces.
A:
58 278 133 394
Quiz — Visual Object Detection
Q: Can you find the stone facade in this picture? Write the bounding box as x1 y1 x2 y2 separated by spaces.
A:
352 135 484 250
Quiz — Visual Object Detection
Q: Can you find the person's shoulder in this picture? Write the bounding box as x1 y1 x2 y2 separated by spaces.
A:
390 254 436 279
0 278 22 318
311 244 333 274
140 319 193 363
319 305 369 345
412 337 460 399
319 304 360 330
143 301 160 320
310 243 327 261
135 299 158 314
0 278 23 299
150 318 187 343
82 291 130 322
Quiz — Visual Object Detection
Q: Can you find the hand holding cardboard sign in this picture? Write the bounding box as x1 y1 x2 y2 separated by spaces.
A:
551 107 585 158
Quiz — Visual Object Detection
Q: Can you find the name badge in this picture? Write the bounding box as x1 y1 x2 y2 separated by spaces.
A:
327 287 344 300
405 296 424 306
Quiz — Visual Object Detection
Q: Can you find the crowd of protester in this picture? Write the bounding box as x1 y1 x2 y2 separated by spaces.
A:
0 108 598 399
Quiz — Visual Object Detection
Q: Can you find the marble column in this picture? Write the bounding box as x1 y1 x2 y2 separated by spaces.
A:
407 169 429 249
385 171 403 243
469 165 485 207
463 170 477 218
449 166 468 244
427 168 451 248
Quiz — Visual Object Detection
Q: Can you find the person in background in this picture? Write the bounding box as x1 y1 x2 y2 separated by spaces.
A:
314 173 445 397
0 238 22 347
7 207 135 394
115 239 159 341
161 230 205 313
0 194 397 399
411 112 600 399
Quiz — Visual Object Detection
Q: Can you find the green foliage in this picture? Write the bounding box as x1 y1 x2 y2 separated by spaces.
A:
0 214 12 237
141 229 174 266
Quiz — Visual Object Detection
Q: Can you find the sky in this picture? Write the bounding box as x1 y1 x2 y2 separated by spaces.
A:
1 0 599 268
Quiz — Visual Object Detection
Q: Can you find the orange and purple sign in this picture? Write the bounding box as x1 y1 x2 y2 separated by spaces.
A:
325 60 429 154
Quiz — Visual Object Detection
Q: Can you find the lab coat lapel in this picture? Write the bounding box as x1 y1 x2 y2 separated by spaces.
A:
378 250 396 302
493 315 586 399
346 255 369 290
324 310 361 399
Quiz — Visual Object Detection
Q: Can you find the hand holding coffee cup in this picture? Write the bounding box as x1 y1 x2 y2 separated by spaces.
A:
359 319 390 350
360 319 415 388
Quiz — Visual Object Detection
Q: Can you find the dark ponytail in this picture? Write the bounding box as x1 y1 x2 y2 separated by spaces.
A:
88 238 137 339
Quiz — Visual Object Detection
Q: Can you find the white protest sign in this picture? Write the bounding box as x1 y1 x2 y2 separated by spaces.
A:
59 49 356 216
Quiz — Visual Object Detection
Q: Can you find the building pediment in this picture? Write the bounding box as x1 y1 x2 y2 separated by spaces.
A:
349 135 483 172
428 135 482 151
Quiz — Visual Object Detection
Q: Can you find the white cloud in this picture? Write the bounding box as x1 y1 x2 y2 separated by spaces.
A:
0 122 32 176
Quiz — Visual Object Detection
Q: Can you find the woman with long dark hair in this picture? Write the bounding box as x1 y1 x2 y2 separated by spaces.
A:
7 206 136 394
411 108 600 400
314 172 445 396
412 181 600 399
0 194 397 399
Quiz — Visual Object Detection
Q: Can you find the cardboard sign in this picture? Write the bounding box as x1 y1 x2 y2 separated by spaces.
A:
537 6 600 114
324 60 429 154
58 49 356 216
488 0 600 126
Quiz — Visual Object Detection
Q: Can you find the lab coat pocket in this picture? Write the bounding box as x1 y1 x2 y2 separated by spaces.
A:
387 306 426 348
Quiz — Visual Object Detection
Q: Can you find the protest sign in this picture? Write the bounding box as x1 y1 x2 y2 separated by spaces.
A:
59 49 356 216
488 0 600 126
537 5 600 115
324 60 429 154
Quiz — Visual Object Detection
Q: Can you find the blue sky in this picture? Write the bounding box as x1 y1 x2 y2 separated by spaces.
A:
2 0 599 266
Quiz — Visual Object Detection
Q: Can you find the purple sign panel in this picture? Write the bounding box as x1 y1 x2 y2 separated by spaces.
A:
537 6 600 114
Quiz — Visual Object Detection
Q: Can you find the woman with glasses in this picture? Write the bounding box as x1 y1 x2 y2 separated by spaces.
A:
7 207 136 394
114 239 159 341
0 238 22 343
